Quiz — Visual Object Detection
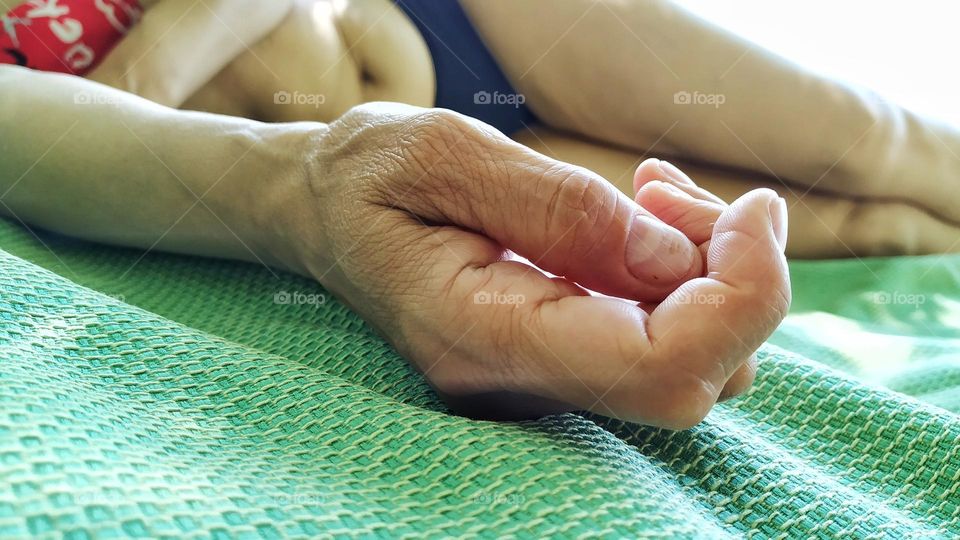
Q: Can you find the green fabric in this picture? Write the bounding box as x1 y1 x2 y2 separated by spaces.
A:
0 218 957 539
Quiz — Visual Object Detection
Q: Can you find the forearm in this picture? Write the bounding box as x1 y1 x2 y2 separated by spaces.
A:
88 0 294 107
0 65 320 268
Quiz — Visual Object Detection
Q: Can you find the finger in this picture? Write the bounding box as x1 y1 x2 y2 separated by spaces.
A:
635 181 760 402
634 180 724 245
717 355 758 402
644 189 790 418
404 111 703 302
509 189 789 429
634 158 727 205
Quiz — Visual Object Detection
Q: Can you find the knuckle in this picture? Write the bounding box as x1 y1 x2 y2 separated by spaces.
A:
399 109 507 222
626 350 719 430
416 108 469 130
408 109 474 154
327 105 480 214
735 275 791 325
673 203 719 233
720 359 758 401
341 101 421 126
660 405 711 431
401 110 473 186
547 170 600 222
542 169 615 263
656 369 716 430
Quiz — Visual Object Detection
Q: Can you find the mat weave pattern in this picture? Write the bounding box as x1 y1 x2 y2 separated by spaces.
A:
0 219 957 538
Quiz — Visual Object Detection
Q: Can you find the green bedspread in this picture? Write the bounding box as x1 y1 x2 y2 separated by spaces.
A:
0 217 957 539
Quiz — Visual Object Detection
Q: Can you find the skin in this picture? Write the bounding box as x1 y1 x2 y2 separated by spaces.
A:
0 66 787 429
460 0 960 235
90 0 435 118
5 0 951 426
88 0 298 108
91 0 958 257
513 127 960 257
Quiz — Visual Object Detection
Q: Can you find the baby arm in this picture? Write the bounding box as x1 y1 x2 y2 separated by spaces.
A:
88 0 294 107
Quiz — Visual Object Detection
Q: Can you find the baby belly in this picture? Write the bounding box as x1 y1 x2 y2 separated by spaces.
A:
182 0 435 123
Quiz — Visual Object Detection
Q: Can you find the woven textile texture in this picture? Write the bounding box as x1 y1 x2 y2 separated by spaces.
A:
0 217 957 539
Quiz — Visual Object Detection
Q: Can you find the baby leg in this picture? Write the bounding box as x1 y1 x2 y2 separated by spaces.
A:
466 0 960 224
512 125 960 258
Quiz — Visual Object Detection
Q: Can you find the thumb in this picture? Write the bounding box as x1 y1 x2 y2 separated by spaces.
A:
417 125 703 301
479 187 791 429
500 161 703 301
643 188 791 409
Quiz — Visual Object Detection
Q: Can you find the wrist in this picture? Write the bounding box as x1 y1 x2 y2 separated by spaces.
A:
241 122 333 277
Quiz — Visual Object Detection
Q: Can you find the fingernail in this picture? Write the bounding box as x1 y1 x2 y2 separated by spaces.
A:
768 197 788 252
626 215 698 282
658 161 695 186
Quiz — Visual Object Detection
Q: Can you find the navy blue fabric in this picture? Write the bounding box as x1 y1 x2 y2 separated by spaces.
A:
394 0 537 134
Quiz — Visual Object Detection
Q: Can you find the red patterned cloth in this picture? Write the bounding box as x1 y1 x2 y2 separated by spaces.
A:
0 0 142 76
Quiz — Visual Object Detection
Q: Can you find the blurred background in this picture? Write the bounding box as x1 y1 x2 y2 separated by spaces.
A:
676 0 960 127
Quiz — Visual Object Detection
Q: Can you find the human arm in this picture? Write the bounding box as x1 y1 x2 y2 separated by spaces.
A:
87 0 294 107
0 66 789 428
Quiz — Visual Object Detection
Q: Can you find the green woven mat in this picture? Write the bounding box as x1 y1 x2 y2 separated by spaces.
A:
0 217 957 539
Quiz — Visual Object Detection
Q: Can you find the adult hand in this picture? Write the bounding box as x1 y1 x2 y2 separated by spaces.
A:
268 103 790 429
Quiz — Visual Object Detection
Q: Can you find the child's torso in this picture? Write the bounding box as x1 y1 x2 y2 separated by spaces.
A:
181 0 436 122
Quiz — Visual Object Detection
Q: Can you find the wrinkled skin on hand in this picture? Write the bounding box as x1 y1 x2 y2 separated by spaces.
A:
269 102 791 430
